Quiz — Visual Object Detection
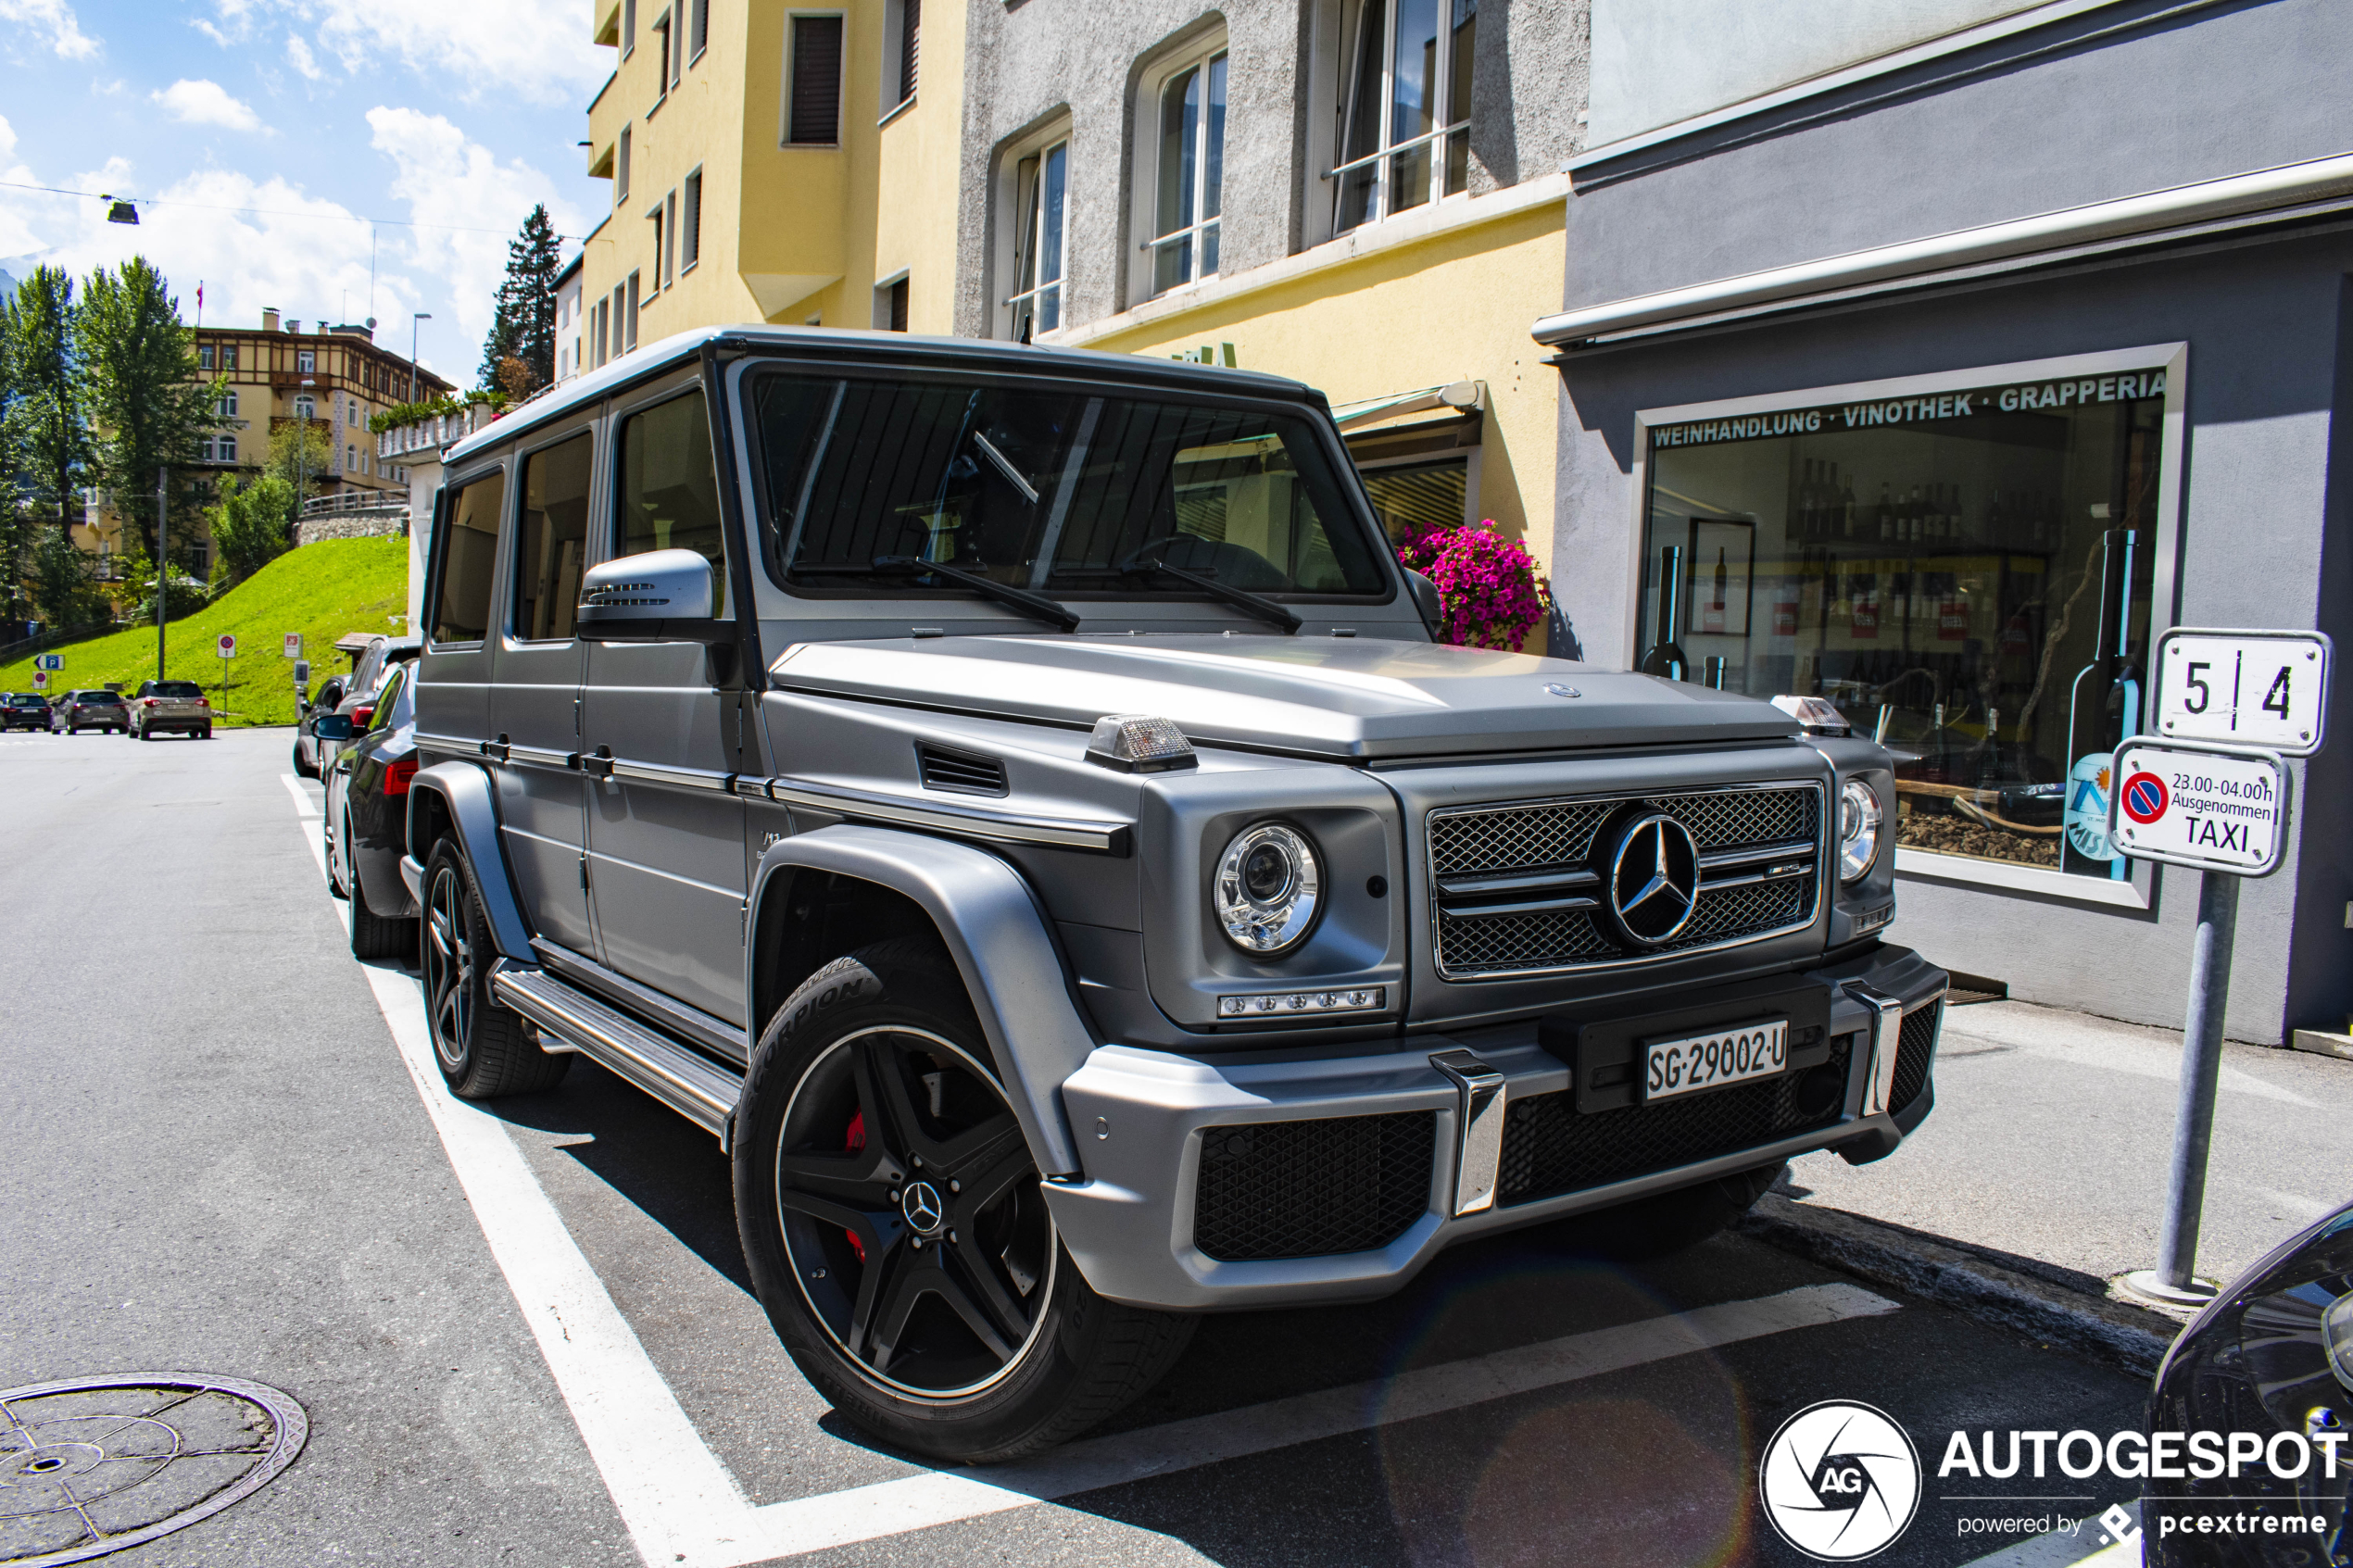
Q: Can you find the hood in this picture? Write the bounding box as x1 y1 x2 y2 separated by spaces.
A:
769 635 1799 759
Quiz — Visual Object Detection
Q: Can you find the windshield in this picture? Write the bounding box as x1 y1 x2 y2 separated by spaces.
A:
746 370 1390 605
7 694 43 704
153 682 203 698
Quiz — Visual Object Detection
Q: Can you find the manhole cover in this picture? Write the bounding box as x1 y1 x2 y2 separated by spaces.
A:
0 1374 306 1566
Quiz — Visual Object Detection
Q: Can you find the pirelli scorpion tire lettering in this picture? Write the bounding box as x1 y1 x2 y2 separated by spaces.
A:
734 938 1197 1463
420 839 571 1099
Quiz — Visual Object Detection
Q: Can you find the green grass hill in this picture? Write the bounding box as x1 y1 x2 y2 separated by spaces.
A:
0 536 410 728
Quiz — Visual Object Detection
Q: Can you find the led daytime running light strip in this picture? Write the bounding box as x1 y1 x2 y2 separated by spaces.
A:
1216 986 1386 1019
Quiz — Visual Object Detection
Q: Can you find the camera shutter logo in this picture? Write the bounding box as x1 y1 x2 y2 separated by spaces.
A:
1758 1399 1921 1560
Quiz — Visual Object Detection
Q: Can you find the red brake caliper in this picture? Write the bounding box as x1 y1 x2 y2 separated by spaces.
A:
844 1110 868 1264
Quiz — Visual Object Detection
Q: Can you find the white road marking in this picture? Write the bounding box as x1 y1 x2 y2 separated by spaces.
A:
288 787 1901 1567
280 772 321 819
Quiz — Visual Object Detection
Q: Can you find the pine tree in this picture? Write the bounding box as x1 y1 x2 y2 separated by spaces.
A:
10 266 89 539
481 205 564 393
78 257 220 578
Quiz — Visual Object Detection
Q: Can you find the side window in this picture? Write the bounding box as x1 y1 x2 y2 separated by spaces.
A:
616 389 726 617
370 666 405 730
516 432 594 640
432 470 507 645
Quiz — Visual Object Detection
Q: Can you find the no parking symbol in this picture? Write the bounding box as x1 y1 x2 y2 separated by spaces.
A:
2120 771 2168 825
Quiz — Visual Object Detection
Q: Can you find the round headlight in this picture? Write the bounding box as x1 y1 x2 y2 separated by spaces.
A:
1839 779 1882 883
1214 822 1322 955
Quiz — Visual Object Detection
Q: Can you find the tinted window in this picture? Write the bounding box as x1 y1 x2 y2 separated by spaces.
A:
434 471 506 644
617 390 726 617
153 682 203 698
748 371 1388 599
370 667 405 729
516 432 593 640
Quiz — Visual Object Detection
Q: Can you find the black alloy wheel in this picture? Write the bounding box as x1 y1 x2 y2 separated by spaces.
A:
421 840 568 1098
736 941 1194 1462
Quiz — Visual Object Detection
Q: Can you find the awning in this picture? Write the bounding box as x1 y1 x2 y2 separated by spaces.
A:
1328 380 1483 431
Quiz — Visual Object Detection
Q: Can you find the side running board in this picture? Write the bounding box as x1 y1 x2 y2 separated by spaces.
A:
491 963 742 1139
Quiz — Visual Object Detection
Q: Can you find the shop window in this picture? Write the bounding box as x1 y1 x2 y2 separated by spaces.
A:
1637 357 2174 889
1143 44 1226 297
1332 0 1475 236
516 432 593 641
1002 133 1069 340
1359 458 1467 545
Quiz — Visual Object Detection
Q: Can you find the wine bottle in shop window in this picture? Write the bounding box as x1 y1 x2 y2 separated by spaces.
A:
1878 481 1894 541
1842 471 1856 538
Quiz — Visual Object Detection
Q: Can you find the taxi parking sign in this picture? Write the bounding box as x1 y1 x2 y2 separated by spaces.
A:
2106 738 2289 876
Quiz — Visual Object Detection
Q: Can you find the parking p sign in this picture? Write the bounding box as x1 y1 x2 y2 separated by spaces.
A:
2107 739 2290 875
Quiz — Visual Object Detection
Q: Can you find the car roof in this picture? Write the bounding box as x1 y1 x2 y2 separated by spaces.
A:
446 324 1331 467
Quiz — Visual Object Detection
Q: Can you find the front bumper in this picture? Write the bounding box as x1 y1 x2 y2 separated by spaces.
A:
1043 943 1946 1311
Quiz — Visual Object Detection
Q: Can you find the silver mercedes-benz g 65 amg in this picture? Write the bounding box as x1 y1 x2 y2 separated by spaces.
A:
402 326 1944 1463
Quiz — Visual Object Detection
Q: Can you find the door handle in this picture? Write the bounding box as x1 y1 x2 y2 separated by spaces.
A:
482 732 511 763
580 746 615 779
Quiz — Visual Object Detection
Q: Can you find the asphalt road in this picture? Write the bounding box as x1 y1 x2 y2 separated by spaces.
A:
0 727 2154 1568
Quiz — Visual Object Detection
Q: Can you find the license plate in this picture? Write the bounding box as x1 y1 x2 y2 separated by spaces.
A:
1642 1019 1790 1102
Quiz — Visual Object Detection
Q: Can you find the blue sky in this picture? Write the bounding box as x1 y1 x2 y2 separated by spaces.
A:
0 0 612 390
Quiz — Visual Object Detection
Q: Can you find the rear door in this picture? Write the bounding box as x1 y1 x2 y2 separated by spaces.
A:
492 420 598 955
415 463 509 771
580 380 749 1025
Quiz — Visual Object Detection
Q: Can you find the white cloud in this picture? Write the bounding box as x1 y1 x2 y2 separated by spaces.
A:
0 0 98 60
369 106 584 364
205 0 601 107
284 33 321 80
152 79 267 133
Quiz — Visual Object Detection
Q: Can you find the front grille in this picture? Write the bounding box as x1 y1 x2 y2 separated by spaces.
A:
1496 1034 1851 1206
1429 784 1822 979
1192 1111 1435 1261
1888 999 1942 1113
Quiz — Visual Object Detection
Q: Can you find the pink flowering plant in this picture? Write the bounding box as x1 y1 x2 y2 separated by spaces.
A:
1395 520 1555 651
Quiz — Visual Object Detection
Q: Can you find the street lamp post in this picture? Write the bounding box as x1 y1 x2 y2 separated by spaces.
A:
156 465 168 680
409 313 431 403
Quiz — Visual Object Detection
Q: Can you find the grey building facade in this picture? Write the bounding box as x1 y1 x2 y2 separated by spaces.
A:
1542 0 2353 1043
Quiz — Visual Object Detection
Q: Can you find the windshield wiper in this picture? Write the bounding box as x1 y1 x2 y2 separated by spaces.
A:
1115 541 1302 633
870 556 1080 632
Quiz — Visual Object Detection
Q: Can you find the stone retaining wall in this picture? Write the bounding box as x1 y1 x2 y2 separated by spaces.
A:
293 510 408 548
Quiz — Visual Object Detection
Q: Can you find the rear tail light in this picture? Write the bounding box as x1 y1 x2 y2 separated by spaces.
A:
352 705 374 728
195 697 208 708
142 697 157 708
384 756 418 796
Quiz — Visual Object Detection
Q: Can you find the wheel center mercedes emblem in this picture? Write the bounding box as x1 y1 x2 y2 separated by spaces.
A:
900 1180 946 1236
1601 812 1701 946
1545 683 1581 698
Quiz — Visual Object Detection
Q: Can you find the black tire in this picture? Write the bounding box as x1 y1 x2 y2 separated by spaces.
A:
201 725 213 739
421 839 570 1098
292 739 315 779
1554 1160 1788 1261
348 831 414 961
735 939 1194 1463
324 810 349 899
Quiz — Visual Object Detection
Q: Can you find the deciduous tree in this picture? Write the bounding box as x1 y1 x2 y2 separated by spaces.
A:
77 257 220 576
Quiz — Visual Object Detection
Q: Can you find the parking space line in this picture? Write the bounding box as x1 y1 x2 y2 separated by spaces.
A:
280 772 320 819
288 788 1901 1567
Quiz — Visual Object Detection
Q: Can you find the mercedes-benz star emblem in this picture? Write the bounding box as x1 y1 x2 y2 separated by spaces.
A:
1602 812 1701 946
900 1180 945 1236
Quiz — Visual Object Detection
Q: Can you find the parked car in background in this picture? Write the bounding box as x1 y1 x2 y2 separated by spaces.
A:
127 680 212 740
321 661 421 960
291 671 350 778
49 690 127 735
2145 1197 2353 1564
296 635 420 776
1 692 52 732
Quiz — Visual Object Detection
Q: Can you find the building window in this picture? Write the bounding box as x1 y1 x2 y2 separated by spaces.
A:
623 0 636 55
296 349 316 374
1148 45 1226 296
886 0 919 107
665 188 680 283
596 296 611 366
1635 350 2179 895
221 345 237 370
648 200 666 291
689 0 708 62
198 345 214 370
216 390 238 418
294 394 315 420
786 14 843 145
1333 0 1476 235
652 9 673 99
218 434 237 464
625 271 641 349
681 169 702 271
1003 136 1069 341
618 125 633 202
881 275 909 331
346 444 357 471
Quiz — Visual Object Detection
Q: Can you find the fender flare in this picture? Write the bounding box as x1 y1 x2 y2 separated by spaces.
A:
749 824 1093 1178
408 759 536 961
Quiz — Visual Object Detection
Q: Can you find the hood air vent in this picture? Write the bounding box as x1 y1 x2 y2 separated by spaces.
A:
916 743 1008 797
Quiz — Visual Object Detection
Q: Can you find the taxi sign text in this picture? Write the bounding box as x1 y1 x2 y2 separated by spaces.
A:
2107 740 2290 876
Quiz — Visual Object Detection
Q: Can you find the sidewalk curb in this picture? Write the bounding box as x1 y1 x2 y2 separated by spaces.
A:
1737 1195 2180 1378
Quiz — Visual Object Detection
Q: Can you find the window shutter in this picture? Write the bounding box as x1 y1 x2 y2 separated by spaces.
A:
788 16 842 144
690 0 708 57
899 0 920 103
888 277 909 332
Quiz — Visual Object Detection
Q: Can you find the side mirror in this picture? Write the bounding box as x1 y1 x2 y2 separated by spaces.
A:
577 549 733 646
313 713 355 741
1405 569 1444 637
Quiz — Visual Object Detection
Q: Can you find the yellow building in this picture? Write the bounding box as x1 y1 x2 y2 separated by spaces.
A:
577 0 965 356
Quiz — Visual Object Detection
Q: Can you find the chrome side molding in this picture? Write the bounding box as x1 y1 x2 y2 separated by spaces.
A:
1843 980 1906 1116
1430 1048 1508 1216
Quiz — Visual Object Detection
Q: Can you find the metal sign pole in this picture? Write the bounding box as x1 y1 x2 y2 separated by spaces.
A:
2144 871 2241 1298
155 465 168 681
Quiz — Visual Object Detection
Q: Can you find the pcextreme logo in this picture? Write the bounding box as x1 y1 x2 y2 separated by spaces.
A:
1759 1400 1923 1561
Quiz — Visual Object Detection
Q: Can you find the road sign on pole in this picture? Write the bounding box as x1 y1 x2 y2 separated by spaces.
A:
283 633 302 659
2113 639 2325 1309
33 653 61 671
31 670 48 690
2154 627 2330 756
